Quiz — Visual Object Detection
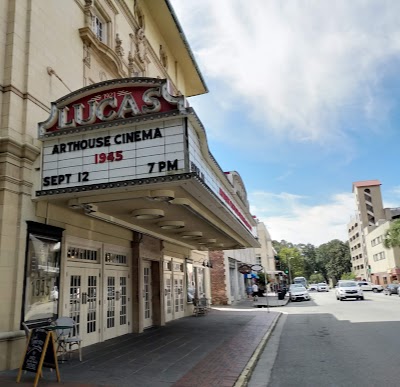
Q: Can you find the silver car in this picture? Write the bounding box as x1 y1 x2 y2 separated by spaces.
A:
335 281 364 301
289 285 311 301
317 283 329 292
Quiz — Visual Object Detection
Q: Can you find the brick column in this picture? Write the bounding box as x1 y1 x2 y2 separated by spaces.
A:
209 250 229 305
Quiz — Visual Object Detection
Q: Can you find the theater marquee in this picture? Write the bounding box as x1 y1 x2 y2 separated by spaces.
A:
38 79 187 191
37 78 255 238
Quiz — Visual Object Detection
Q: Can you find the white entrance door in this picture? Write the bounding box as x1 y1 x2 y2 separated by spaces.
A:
103 269 130 340
143 261 153 328
65 267 100 347
164 274 173 322
173 274 185 319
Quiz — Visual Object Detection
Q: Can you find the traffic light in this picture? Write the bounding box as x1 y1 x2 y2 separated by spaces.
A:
274 255 280 270
285 269 289 274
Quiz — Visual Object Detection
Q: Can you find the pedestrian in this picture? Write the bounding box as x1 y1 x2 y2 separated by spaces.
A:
246 285 253 299
252 283 259 301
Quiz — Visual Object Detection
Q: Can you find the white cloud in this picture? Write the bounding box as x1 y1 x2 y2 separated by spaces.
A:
249 191 355 246
171 0 400 143
383 186 400 208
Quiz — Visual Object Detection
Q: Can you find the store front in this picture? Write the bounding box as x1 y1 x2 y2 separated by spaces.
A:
23 78 258 349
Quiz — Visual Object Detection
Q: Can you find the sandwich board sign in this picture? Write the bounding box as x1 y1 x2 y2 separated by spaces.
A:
17 328 60 386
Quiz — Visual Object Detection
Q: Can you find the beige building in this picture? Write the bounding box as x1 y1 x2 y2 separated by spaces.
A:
348 180 385 280
366 221 400 285
0 0 259 371
348 180 400 283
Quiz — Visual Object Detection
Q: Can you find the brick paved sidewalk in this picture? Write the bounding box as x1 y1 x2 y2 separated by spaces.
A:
0 303 279 387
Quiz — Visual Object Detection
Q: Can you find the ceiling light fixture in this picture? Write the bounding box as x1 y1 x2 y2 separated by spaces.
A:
148 190 175 202
158 221 185 230
198 239 217 245
131 209 165 220
180 231 203 239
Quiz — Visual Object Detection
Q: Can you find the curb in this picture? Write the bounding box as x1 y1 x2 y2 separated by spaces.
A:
233 312 282 387
253 298 290 308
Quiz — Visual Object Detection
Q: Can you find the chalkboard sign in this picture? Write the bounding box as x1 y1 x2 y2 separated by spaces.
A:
17 328 60 387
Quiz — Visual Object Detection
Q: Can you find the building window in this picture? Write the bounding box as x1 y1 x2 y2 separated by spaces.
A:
186 261 194 303
373 251 386 262
92 14 107 43
105 252 127 265
23 222 63 325
68 246 98 261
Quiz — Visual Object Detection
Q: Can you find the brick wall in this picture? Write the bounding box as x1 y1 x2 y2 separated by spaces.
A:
210 250 229 305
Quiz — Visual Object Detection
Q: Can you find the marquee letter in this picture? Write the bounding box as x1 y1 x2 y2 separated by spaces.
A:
117 94 141 118
74 101 97 125
97 97 118 121
142 87 161 113
58 106 76 129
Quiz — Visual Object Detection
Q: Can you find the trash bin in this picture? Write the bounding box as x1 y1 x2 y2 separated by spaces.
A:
277 290 285 300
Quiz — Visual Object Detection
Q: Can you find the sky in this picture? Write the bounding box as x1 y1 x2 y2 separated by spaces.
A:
170 0 400 246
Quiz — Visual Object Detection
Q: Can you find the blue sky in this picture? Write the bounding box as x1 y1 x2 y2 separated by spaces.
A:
170 0 400 245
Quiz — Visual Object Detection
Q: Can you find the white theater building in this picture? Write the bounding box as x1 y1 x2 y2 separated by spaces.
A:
0 0 258 370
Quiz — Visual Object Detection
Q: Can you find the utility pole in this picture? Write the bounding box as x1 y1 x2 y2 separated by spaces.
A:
288 257 293 285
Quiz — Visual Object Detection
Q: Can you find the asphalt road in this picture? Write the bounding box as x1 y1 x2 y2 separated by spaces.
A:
248 290 400 387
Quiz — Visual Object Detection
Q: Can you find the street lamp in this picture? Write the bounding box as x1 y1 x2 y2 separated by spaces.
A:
288 257 294 285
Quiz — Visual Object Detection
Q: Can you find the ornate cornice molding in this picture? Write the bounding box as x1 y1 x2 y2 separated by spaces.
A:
0 137 40 162
79 27 127 77
0 83 50 113
115 0 138 31
105 0 119 14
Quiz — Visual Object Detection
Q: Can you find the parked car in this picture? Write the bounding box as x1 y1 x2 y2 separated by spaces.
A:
384 284 400 295
317 283 329 292
356 281 383 292
309 284 318 291
335 280 364 301
289 285 311 301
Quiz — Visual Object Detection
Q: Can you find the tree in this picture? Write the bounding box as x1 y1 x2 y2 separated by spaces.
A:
317 239 351 283
383 219 400 248
299 243 318 279
257 272 268 286
341 272 356 280
309 273 325 283
278 247 305 280
272 240 294 254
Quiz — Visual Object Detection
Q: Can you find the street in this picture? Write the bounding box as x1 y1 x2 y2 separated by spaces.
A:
249 290 400 387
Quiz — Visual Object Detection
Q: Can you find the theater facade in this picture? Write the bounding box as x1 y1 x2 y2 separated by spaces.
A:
0 0 258 370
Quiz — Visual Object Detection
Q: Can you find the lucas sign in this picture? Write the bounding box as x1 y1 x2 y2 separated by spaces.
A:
39 78 186 135
38 79 187 193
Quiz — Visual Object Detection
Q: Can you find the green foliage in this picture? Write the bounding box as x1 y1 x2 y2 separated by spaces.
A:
341 272 356 280
278 247 305 278
383 219 400 248
272 238 351 284
318 239 351 282
300 244 318 279
257 272 268 286
309 273 325 283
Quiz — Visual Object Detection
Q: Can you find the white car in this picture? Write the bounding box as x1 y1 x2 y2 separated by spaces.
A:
356 281 383 293
289 285 311 301
309 284 318 291
335 281 364 301
317 283 329 292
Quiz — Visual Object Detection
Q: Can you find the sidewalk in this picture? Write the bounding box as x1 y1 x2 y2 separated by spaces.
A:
0 300 282 387
252 293 289 308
